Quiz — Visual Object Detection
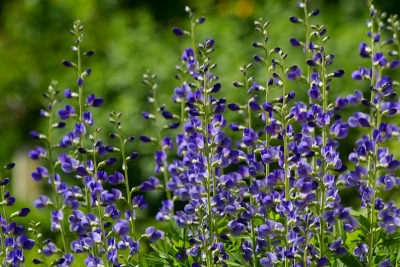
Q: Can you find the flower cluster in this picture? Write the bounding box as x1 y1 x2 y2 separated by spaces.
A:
5 1 400 267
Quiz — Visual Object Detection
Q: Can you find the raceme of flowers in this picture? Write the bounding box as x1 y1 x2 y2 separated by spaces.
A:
1 0 399 266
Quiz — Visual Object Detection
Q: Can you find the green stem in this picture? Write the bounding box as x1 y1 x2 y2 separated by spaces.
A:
47 93 69 254
153 90 172 201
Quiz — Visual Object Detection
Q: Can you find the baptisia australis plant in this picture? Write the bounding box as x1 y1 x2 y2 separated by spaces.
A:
20 1 400 267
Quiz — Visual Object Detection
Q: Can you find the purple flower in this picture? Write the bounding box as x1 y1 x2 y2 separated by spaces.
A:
31 166 48 181
58 105 75 120
86 94 104 107
108 171 124 185
286 65 302 80
144 226 163 242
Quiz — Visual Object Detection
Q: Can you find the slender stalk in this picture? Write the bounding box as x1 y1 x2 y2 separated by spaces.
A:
202 74 214 266
152 91 172 201
319 50 328 255
75 34 92 214
280 64 290 267
92 147 109 267
47 88 68 254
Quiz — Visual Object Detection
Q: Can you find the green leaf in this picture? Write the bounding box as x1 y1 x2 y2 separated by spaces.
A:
170 217 184 238
338 254 363 267
144 252 167 266
357 214 370 232
224 260 246 266
225 250 246 265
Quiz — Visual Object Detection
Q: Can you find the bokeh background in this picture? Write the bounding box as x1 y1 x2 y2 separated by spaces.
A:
1 0 400 261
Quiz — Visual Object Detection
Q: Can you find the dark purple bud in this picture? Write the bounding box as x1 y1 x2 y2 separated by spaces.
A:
289 37 301 47
30 131 40 140
228 103 241 111
229 123 241 131
172 27 184 36
76 167 89 176
105 158 118 166
210 83 221 93
289 16 300 23
233 81 244 87
84 50 94 57
306 60 318 67
78 147 88 154
262 102 273 112
252 42 263 48
196 17 206 24
18 208 30 217
204 38 214 48
168 122 180 129
128 152 139 160
62 60 74 67
5 163 15 170
162 111 173 120
332 70 345 77
373 33 380 43
77 77 83 86
390 60 400 69
139 135 152 143
253 55 264 62
109 133 117 139
0 178 9 186
310 9 320 16
359 118 371 127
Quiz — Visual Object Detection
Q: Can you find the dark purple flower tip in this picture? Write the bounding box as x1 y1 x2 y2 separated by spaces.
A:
204 38 214 49
84 50 94 57
262 102 274 112
289 37 301 47
0 178 9 186
161 111 174 120
289 16 300 23
373 33 380 43
229 123 241 131
53 122 66 129
233 81 244 87
139 135 153 143
85 68 92 76
33 259 43 264
310 9 320 16
77 77 83 86
359 118 371 127
6 197 15 206
253 55 264 62
18 208 30 217
252 42 263 48
210 83 221 93
228 103 241 111
390 60 400 69
109 133 117 139
126 136 135 142
78 147 88 154
172 27 185 36
105 158 118 166
332 69 345 78
76 166 89 176
128 152 139 160
5 163 15 170
168 122 180 129
141 111 154 119
308 60 321 68
196 17 206 24
30 130 41 140
62 60 75 68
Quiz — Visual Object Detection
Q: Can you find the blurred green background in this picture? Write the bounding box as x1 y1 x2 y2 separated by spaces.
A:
1 0 400 260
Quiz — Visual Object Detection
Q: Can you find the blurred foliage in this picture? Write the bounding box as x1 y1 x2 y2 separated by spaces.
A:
1 0 400 246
